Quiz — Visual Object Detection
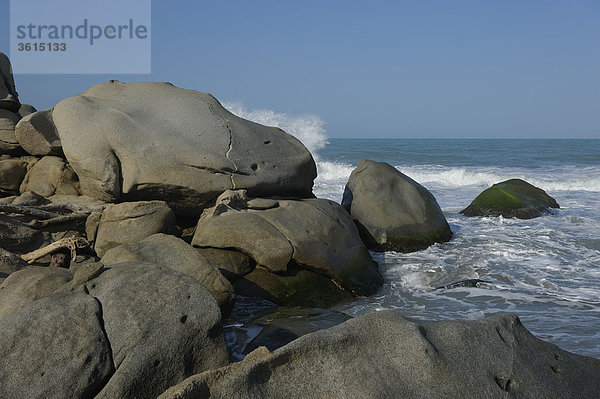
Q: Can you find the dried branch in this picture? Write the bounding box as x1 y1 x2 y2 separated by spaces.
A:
27 213 89 229
21 237 90 264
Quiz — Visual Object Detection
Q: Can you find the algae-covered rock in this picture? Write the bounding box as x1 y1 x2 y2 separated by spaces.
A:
461 179 559 219
342 159 452 252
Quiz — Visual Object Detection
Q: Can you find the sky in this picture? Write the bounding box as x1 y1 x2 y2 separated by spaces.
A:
1 0 599 139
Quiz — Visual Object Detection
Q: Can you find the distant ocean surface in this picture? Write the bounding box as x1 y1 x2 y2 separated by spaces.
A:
225 104 600 358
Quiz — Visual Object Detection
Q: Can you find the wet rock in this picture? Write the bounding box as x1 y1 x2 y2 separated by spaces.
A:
342 159 452 252
461 179 560 219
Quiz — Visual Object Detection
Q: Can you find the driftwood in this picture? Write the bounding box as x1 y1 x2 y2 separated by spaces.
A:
0 202 104 229
21 237 91 265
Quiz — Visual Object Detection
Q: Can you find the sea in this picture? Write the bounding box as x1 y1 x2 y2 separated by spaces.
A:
224 103 600 359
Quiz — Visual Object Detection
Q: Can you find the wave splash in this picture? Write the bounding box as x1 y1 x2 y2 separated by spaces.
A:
223 101 329 156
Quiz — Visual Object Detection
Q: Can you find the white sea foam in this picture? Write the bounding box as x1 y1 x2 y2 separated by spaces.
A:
223 101 329 156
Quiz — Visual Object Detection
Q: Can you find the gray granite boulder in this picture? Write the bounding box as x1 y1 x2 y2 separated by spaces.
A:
192 190 382 307
0 266 73 320
101 233 235 316
0 52 19 112
19 155 79 197
0 157 29 195
160 310 600 399
15 108 62 156
0 109 22 155
88 262 229 399
52 81 316 215
0 289 114 399
342 159 452 252
461 178 560 219
87 200 175 257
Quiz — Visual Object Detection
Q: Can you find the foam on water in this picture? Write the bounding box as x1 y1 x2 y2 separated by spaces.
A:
224 102 600 358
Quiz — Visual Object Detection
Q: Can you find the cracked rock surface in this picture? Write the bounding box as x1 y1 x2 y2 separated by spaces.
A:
0 262 229 399
159 311 600 399
52 81 316 216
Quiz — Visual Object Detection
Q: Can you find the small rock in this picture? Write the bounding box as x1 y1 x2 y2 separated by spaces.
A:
15 108 63 156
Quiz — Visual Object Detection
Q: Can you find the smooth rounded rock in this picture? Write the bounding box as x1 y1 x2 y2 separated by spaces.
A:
52 81 316 215
342 159 452 252
15 108 62 156
461 178 560 219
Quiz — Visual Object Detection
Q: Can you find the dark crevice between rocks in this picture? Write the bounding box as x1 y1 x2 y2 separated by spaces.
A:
183 163 249 176
82 284 116 395
108 148 124 200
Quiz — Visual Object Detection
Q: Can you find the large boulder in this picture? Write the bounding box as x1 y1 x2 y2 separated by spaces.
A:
88 263 230 399
160 311 600 399
342 159 452 252
0 266 73 320
0 290 114 399
192 190 383 307
101 233 235 316
15 108 63 156
52 81 317 215
0 52 19 112
0 157 29 195
19 155 80 197
0 109 23 155
87 200 176 257
461 178 560 219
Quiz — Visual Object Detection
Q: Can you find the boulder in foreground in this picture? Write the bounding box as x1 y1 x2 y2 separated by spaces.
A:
160 310 600 399
53 81 317 215
461 178 559 219
342 159 452 252
192 190 383 307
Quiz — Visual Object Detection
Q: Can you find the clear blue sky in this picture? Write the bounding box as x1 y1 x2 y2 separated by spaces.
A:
1 0 598 138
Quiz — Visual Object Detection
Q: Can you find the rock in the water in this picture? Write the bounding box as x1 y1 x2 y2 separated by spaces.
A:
15 108 62 156
18 103 37 118
0 266 73 320
342 159 452 252
88 200 175 257
0 52 20 112
461 179 560 219
101 233 235 316
0 109 23 155
52 81 317 215
243 306 352 354
159 311 600 399
192 190 382 307
19 155 79 197
0 247 27 284
0 290 114 399
0 157 28 195
87 262 229 399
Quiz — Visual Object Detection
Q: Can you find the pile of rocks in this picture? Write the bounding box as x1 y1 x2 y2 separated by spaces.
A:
1 51 592 399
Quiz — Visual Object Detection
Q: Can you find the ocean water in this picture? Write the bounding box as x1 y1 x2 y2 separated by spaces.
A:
225 103 600 358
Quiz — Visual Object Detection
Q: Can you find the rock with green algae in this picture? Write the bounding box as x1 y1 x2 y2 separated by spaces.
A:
461 179 559 219
342 159 452 253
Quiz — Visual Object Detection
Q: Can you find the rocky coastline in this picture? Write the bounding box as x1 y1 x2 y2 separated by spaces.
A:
1 52 598 398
